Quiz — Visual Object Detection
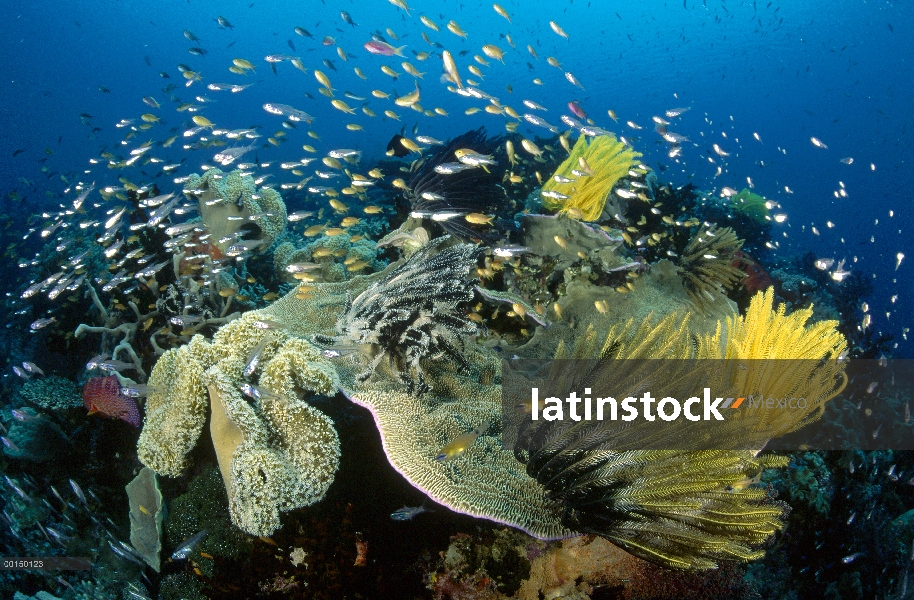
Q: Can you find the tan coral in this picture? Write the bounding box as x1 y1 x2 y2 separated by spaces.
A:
185 168 287 254
138 311 340 536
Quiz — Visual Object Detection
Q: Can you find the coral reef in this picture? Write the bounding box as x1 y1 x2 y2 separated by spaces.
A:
17 376 82 412
138 312 340 536
540 134 642 221
184 167 288 254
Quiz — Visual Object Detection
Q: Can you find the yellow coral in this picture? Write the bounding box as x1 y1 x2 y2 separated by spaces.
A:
541 134 641 221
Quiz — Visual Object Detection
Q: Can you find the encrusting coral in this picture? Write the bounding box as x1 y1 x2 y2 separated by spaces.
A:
540 134 642 221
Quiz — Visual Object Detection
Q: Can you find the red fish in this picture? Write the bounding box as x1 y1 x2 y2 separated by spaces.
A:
733 251 775 293
82 376 140 427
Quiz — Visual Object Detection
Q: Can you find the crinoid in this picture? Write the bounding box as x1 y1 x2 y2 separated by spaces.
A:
408 128 507 241
314 236 480 395
677 226 746 311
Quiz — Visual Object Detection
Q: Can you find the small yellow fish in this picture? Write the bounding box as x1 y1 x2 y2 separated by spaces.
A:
228 66 247 75
308 130 321 140
302 144 317 153
521 139 542 156
346 260 368 272
482 44 504 63
262 292 279 301
362 106 377 117
420 15 439 31
394 85 421 107
325 227 347 236
549 20 569 40
434 107 448 116
392 178 408 190
139 504 151 516
465 213 493 225
465 107 481 115
468 65 484 79
140 113 160 123
218 288 237 297
547 56 561 69
493 3 511 22
384 109 400 120
402 62 425 78
447 20 468 38
442 50 463 89
331 99 356 114
304 224 326 237
554 235 568 250
233 58 256 70
346 123 363 131
399 137 421 153
313 247 333 257
372 89 390 99
341 217 361 227
527 45 538 59
435 423 489 461
368 168 384 178
354 67 368 80
364 205 384 214
314 70 333 89
380 65 400 79
329 199 348 213
337 46 348 61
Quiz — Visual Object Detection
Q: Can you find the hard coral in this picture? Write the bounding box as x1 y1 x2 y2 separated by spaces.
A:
541 134 642 221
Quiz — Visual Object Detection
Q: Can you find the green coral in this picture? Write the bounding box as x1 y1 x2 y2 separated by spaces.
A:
165 468 248 559
730 188 770 224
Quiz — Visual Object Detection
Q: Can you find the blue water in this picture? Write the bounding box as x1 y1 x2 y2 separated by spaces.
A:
2 0 911 353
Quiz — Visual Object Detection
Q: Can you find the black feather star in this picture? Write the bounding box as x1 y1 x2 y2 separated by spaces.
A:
408 128 508 242
314 236 480 396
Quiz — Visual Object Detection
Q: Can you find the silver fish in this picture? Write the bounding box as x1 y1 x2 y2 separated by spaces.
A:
172 530 208 560
390 504 433 521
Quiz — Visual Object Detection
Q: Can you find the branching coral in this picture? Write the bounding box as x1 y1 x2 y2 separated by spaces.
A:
677 226 746 312
314 236 480 396
540 134 642 221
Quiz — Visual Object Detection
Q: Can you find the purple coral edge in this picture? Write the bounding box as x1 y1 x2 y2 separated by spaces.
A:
523 213 625 243
338 385 572 542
